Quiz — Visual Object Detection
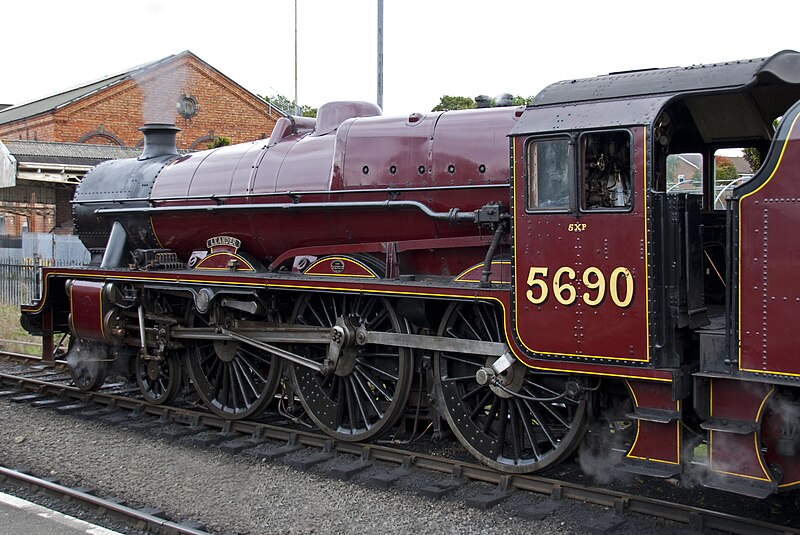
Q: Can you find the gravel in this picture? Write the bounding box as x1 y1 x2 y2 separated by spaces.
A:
0 396 684 534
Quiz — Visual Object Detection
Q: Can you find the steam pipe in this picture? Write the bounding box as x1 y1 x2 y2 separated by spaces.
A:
480 223 506 288
94 199 488 224
100 220 128 269
72 183 509 206
137 304 147 351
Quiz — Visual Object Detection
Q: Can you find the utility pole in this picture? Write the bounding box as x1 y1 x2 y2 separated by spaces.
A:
294 0 299 115
377 0 383 110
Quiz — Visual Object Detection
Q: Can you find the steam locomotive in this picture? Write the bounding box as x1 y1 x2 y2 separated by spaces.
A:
21 50 800 498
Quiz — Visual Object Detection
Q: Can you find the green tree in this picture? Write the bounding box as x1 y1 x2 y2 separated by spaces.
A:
262 94 317 118
207 136 232 149
742 147 761 173
431 94 531 111
715 156 739 182
432 95 476 112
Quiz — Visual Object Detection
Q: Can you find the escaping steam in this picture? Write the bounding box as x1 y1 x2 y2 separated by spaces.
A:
65 339 110 389
577 414 635 485
134 61 189 125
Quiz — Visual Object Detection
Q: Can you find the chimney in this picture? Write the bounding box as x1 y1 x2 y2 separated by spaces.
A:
138 123 180 160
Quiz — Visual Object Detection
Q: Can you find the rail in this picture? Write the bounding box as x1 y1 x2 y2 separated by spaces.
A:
0 352 796 535
0 465 210 535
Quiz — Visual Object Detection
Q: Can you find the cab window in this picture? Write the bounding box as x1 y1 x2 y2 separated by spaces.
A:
581 130 632 210
713 149 753 210
666 153 703 196
526 138 570 211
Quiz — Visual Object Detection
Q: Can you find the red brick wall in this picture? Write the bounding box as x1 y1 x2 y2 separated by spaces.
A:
0 115 57 143
54 187 73 233
0 184 55 234
0 53 281 149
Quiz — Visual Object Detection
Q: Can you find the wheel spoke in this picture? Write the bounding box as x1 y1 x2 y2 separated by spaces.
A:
441 375 478 383
356 360 400 382
492 398 509 459
345 379 358 431
289 293 412 442
460 384 485 402
354 366 392 402
349 376 373 430
522 385 571 429
470 390 493 419
524 378 563 398
482 396 501 434
232 358 258 402
517 398 542 459
352 371 384 418
440 353 483 368
475 306 495 343
456 309 482 340
435 302 588 473
186 312 280 419
522 397 558 447
509 401 521 461
237 349 269 384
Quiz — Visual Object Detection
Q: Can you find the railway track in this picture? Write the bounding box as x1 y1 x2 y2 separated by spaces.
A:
0 465 210 535
0 349 797 535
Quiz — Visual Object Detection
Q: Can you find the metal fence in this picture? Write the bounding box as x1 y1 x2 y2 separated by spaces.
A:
0 257 84 305
1 257 36 305
0 233 89 305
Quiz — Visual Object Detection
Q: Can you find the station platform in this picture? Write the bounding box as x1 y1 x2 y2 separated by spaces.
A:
0 491 123 535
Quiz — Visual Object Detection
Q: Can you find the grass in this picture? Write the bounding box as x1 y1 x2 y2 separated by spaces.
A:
0 303 43 355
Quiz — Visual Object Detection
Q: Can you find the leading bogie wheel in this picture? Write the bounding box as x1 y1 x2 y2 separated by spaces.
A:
289 293 414 442
135 351 183 405
66 339 109 392
435 301 589 473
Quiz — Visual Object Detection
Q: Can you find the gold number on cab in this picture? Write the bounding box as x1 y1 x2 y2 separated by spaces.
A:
525 265 633 309
553 266 576 305
609 267 634 307
581 267 606 306
526 267 549 305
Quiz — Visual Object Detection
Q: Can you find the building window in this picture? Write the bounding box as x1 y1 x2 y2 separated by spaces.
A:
177 93 200 119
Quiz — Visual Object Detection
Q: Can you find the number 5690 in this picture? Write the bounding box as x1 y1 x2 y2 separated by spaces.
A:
525 266 634 308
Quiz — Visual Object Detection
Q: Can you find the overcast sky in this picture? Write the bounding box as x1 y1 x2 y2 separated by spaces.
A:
2 1 796 116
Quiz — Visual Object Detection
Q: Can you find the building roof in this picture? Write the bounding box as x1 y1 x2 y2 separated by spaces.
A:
2 140 141 167
0 51 284 126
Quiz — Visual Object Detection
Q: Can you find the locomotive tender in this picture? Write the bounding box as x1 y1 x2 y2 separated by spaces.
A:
21 51 800 498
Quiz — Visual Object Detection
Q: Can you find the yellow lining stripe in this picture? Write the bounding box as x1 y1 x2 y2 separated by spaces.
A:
67 282 105 339
453 261 511 284
27 268 672 383
737 113 800 375
708 380 774 481
624 380 681 465
195 252 255 271
511 130 650 362
304 256 377 278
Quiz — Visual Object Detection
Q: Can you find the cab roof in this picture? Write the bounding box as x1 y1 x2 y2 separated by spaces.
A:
512 50 800 142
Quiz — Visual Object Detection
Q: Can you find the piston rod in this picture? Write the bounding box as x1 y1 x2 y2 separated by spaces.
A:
171 324 508 358
220 328 325 373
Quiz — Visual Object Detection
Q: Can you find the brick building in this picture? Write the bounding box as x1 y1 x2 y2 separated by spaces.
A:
0 51 286 235
0 141 140 235
0 51 284 149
